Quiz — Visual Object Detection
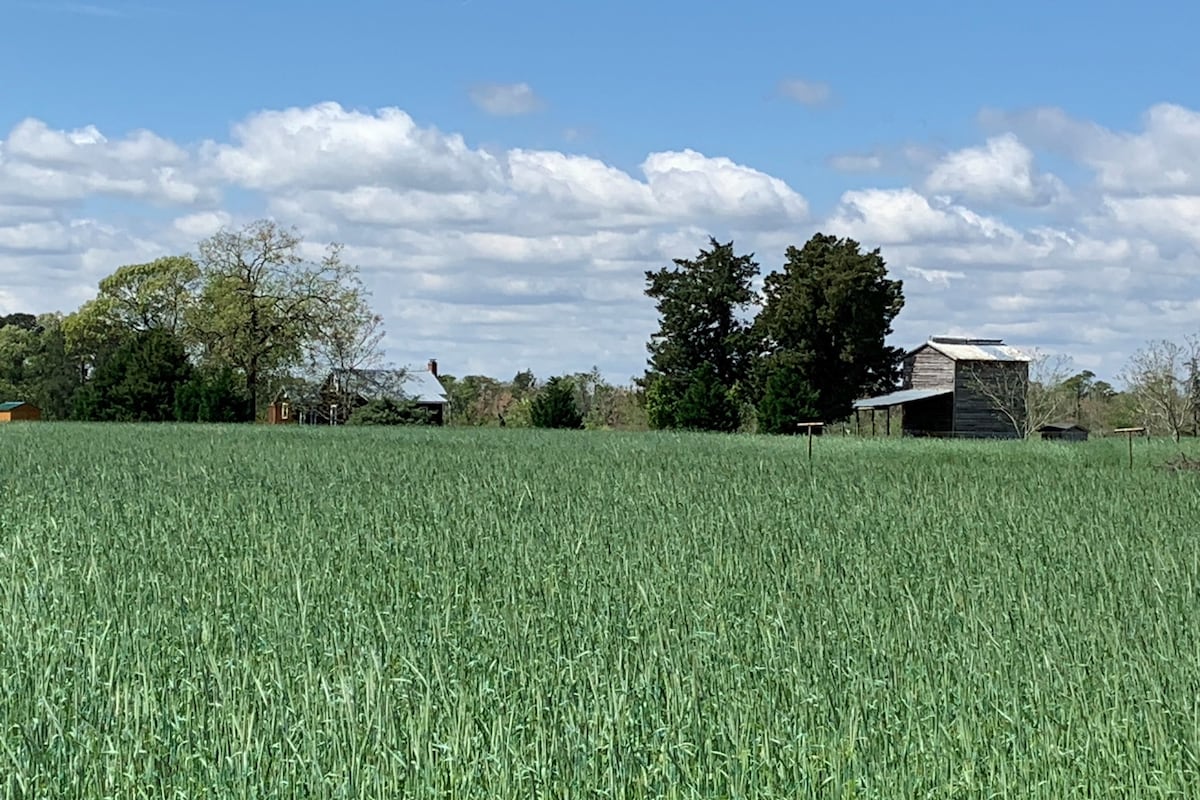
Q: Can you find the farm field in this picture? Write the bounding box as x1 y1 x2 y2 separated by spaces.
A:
1 424 1199 797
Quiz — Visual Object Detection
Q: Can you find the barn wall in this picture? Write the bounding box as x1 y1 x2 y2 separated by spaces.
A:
906 347 956 389
0 405 39 422
952 361 1028 438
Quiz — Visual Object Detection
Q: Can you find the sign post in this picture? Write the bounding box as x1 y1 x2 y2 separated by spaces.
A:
796 421 824 462
1114 426 1146 469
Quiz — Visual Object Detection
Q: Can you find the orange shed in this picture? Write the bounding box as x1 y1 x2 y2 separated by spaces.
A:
0 401 40 422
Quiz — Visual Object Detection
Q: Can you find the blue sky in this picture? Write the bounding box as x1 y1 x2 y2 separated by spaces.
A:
2 0 1199 383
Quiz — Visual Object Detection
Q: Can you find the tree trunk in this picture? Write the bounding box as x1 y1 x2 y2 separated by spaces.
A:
246 361 258 422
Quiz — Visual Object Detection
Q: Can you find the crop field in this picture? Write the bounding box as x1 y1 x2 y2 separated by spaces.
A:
1 423 1198 797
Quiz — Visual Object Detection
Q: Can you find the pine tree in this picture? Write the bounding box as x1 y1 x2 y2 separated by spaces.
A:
530 376 584 429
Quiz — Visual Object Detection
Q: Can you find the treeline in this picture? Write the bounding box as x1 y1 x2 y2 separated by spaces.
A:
0 218 648 429
634 233 1200 438
0 220 384 422
3 219 1195 437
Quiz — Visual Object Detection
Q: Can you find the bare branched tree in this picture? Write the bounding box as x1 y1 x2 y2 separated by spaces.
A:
1119 335 1200 442
964 349 1074 438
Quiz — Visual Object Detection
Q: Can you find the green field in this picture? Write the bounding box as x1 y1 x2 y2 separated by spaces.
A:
1 424 1198 797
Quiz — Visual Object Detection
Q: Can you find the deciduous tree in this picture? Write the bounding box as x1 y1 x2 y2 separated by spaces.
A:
189 219 377 418
1120 335 1199 442
962 349 1073 438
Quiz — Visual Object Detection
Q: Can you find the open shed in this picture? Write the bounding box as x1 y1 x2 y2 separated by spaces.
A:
1038 422 1089 441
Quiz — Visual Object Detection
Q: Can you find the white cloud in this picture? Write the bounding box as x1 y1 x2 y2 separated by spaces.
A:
1 99 1198 383
778 78 832 107
0 118 207 205
981 102 1200 194
906 266 966 287
924 133 1067 206
468 82 543 116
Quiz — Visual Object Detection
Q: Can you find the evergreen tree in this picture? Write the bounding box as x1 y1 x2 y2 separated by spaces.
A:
754 233 905 422
756 355 822 434
672 363 741 432
74 328 194 421
174 366 253 423
642 238 758 430
530 376 584 429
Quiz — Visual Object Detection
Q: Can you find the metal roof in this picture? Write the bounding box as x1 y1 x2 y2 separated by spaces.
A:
853 387 952 409
1038 421 1089 432
920 337 1031 362
330 368 448 405
0 401 28 411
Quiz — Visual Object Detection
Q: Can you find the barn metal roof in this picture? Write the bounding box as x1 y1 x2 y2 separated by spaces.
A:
329 368 449 405
400 368 450 405
920 337 1031 362
0 401 27 411
853 387 952 409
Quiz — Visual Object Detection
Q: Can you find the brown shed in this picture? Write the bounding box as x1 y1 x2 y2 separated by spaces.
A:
0 401 40 422
854 336 1031 438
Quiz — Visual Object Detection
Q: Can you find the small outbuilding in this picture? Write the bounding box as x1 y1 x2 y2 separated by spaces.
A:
0 401 40 422
1038 422 1089 442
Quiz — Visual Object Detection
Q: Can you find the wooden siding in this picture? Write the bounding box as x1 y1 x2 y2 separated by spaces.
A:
905 346 956 390
952 361 1028 438
0 405 39 422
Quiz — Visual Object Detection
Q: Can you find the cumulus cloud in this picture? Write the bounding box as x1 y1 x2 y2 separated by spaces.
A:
980 102 1200 194
468 82 543 116
0 99 1198 382
924 134 1068 207
778 78 832 107
0 118 208 205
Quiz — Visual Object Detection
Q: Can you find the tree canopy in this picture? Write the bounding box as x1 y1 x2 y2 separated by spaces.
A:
754 233 905 424
642 238 758 431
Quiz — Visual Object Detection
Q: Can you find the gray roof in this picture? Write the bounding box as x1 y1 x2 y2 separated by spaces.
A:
330 368 448 405
0 401 29 411
919 336 1031 363
1038 421 1089 432
853 387 952 409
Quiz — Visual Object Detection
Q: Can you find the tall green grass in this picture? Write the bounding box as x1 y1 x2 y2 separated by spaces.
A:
1 423 1197 797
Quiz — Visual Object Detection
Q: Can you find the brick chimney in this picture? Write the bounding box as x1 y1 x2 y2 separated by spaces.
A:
426 358 438 376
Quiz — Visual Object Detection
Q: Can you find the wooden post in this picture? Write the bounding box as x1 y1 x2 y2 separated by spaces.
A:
1114 427 1146 469
886 405 891 437
796 422 825 462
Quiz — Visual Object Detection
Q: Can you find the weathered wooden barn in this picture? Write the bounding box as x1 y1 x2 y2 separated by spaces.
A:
0 401 40 422
853 336 1031 438
268 360 450 425
1038 422 1089 442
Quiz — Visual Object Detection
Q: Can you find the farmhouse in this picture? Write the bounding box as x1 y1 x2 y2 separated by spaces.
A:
269 360 450 425
1038 422 1089 442
0 401 40 422
853 336 1031 438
